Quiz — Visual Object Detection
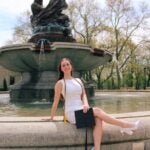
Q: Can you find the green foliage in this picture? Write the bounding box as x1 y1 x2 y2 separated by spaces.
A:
134 68 146 89
123 71 134 87
104 77 116 89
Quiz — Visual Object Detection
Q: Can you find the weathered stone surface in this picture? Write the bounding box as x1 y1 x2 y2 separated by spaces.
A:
0 111 150 149
0 42 112 72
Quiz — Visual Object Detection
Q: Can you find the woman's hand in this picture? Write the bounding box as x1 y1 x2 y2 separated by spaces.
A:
83 104 90 113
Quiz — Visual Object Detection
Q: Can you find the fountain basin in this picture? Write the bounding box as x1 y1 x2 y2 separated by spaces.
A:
0 42 112 102
0 42 112 72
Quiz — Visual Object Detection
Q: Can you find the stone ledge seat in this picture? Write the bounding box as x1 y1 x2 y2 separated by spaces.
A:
0 111 150 150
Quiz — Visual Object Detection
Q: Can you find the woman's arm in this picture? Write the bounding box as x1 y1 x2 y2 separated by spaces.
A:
50 80 62 120
82 90 89 107
82 87 90 111
78 79 90 113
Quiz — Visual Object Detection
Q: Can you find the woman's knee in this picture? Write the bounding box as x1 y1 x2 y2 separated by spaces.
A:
93 107 103 117
95 117 102 124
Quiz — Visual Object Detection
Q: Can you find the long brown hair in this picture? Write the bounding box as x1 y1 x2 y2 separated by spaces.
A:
58 58 73 80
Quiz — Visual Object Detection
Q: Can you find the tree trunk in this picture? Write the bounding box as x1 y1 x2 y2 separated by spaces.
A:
116 65 121 89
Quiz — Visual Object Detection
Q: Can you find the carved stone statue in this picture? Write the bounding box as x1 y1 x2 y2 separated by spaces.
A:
30 0 71 38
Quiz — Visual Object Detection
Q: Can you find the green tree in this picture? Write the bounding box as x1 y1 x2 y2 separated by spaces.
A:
68 0 115 83
95 0 149 89
67 0 103 45
94 65 105 89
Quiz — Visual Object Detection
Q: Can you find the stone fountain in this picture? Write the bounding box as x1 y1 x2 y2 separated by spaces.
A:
0 0 112 102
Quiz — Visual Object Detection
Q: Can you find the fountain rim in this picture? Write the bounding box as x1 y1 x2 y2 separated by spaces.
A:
0 42 112 57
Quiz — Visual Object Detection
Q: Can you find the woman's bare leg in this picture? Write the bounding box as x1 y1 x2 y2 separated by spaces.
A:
93 107 135 128
93 117 103 150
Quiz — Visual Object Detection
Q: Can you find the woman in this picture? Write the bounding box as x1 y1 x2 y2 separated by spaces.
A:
44 58 140 150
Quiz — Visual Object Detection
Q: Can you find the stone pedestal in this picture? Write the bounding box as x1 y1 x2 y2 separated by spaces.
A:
10 71 57 102
10 71 94 102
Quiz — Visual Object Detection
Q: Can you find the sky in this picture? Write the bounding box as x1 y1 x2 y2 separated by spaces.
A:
0 0 149 47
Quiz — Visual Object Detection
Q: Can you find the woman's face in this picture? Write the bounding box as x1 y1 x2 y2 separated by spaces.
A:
61 59 72 74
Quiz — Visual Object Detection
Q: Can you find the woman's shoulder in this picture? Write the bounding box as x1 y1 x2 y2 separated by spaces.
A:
56 79 64 84
54 80 64 92
74 77 82 82
55 79 64 88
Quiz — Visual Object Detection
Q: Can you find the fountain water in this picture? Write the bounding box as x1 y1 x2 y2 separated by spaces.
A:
0 91 150 117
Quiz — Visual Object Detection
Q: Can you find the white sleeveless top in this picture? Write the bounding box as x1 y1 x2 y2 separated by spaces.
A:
61 78 83 124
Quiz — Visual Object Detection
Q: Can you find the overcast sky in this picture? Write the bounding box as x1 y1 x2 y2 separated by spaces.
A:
0 0 149 47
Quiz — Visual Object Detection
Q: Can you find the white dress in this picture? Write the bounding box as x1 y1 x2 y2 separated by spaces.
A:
61 78 83 124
